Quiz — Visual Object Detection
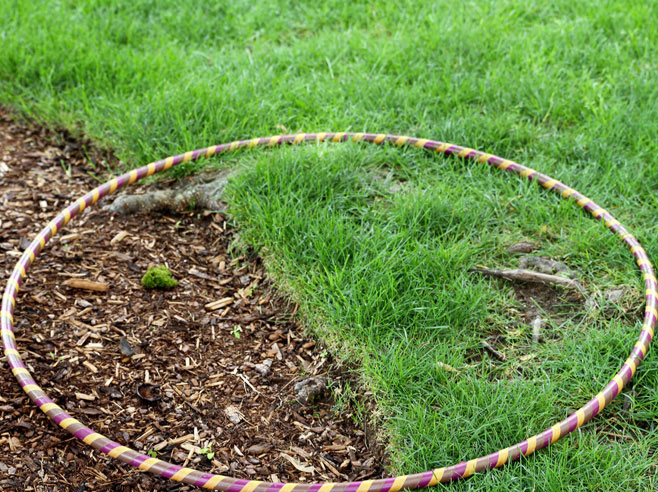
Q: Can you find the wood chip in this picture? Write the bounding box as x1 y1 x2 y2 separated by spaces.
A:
62 278 110 292
110 230 130 244
75 392 95 401
181 442 202 454
168 433 195 446
204 297 234 311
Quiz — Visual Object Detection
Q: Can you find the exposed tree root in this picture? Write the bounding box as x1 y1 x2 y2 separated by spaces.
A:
471 267 586 296
105 169 233 215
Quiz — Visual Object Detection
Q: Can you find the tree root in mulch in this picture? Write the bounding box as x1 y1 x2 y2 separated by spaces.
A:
105 170 234 215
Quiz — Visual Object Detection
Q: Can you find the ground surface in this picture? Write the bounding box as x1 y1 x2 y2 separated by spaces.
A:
2 2 658 490
0 114 385 490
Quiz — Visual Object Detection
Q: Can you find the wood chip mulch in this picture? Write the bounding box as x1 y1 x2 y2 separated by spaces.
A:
0 110 386 491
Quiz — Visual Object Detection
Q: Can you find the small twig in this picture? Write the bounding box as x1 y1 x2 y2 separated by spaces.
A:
233 372 261 395
471 267 586 296
481 340 506 361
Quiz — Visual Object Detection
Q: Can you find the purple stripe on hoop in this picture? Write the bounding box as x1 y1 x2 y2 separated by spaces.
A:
418 471 434 488
194 473 219 488
160 464 183 480
378 477 397 492
266 482 286 492
130 453 149 468
451 461 467 479
74 427 95 440
342 482 361 492
100 441 120 454
33 396 53 407
226 479 250 492
566 414 579 433
632 346 645 359
306 483 324 492
519 440 529 455
52 412 70 425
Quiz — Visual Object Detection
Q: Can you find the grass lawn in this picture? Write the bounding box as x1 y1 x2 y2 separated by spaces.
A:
2 1 658 490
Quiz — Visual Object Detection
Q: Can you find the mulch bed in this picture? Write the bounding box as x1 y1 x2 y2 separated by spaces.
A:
0 111 386 491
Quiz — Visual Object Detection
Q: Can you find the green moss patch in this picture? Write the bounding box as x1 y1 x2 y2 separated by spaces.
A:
141 265 178 289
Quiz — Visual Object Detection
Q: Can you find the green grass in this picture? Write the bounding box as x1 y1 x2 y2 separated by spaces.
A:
2 1 658 490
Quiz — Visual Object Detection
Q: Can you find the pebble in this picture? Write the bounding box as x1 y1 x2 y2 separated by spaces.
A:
294 377 328 404
224 405 242 425
246 443 272 455
605 288 624 303
254 359 273 376
507 241 538 254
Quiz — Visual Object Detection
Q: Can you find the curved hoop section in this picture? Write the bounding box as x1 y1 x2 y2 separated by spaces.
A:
2 132 655 490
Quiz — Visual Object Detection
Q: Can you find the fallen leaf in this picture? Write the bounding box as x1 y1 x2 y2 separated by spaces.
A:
280 452 315 474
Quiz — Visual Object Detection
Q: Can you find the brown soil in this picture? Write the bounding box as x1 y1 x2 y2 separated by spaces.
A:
0 111 386 491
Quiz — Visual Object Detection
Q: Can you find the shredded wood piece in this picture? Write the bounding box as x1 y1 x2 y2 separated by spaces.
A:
204 297 234 311
62 278 110 292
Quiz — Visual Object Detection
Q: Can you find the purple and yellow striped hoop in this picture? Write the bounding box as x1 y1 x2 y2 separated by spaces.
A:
2 133 655 490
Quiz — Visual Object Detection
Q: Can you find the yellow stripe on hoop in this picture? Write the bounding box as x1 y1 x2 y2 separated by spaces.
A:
239 481 263 492
108 445 131 458
40 402 59 413
495 448 509 467
138 457 161 471
83 432 104 445
171 467 196 482
428 468 444 486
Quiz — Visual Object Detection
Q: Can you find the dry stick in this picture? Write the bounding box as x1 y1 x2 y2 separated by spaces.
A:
481 340 506 361
470 267 586 296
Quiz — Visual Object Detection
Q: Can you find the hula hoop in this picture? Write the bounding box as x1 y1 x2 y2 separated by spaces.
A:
2 133 655 490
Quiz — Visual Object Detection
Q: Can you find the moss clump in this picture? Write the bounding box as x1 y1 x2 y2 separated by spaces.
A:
141 265 178 289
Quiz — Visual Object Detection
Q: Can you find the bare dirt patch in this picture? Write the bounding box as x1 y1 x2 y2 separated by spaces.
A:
0 111 386 491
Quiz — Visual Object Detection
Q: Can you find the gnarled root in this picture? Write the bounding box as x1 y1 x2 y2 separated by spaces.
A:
105 169 233 215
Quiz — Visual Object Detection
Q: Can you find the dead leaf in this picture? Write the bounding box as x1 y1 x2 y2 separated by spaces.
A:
280 452 315 474
436 361 459 373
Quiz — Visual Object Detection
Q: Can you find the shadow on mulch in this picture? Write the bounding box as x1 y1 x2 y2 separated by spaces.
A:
0 110 387 491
